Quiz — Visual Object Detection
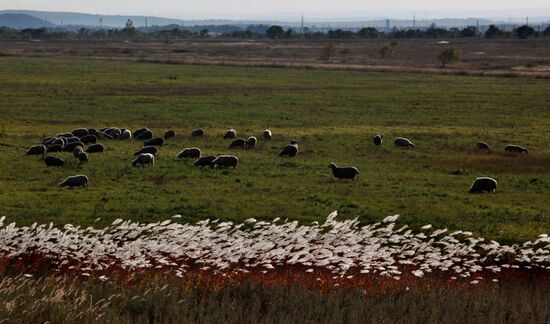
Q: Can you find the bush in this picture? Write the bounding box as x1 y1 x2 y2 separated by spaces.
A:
515 25 535 39
379 43 396 58
438 48 462 67
320 43 337 63
485 25 504 39
266 25 285 39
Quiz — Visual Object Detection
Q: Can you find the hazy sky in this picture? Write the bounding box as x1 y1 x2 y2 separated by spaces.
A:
1 0 550 19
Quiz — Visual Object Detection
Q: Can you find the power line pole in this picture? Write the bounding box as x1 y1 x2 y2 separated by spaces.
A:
301 13 304 33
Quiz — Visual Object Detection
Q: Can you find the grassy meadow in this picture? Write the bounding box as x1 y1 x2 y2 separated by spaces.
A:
0 57 549 243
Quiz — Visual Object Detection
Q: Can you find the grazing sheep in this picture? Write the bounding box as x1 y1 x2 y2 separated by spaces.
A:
63 141 84 152
73 146 84 158
47 144 63 153
65 137 81 144
45 137 65 146
42 137 54 145
88 128 100 137
105 128 122 138
134 146 158 156
26 145 46 157
57 132 74 138
191 128 204 137
132 153 155 167
469 177 497 193
229 138 246 149
394 137 416 148
262 129 272 141
505 144 528 154
373 134 384 146
177 147 201 159
134 128 149 138
194 155 216 167
329 163 360 181
86 143 104 153
119 129 132 140
163 130 175 139
279 141 299 157
245 136 257 149
135 130 153 140
223 129 237 139
78 151 89 163
80 134 97 144
211 155 239 169
476 142 493 152
59 175 89 189
99 127 109 133
144 137 164 147
44 156 64 167
71 128 89 138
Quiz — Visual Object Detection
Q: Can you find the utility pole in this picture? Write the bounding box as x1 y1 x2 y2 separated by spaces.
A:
145 17 148 28
99 18 103 27
301 13 304 33
413 12 416 28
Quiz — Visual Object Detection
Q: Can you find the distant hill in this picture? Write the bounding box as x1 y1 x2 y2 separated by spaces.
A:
0 13 55 29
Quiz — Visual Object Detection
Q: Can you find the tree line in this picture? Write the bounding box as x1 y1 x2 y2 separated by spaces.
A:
0 20 549 41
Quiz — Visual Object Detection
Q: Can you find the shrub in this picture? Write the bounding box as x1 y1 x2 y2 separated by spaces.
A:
379 44 396 58
438 48 462 67
320 43 337 63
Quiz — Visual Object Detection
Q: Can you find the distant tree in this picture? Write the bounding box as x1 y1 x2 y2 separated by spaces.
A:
358 27 378 38
200 28 209 38
285 28 294 38
485 25 504 38
438 48 462 67
266 25 285 39
460 26 477 37
320 42 337 63
515 25 535 39
123 19 136 36
77 28 89 40
543 25 550 37
328 29 354 39
379 43 396 58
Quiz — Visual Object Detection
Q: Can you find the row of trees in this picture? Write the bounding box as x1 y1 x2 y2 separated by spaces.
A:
1 20 549 41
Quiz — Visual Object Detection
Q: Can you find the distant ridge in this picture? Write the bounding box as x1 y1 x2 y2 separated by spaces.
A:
0 13 55 29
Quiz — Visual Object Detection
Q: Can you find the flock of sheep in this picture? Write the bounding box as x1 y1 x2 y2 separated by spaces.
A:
25 127 529 193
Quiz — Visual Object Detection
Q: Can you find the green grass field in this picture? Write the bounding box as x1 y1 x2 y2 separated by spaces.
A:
0 57 549 243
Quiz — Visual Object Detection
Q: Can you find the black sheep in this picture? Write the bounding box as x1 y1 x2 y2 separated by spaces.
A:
78 151 89 163
71 128 89 138
469 177 497 193
505 144 528 154
63 142 84 152
245 136 257 149
229 138 246 149
164 130 176 139
134 128 149 138
329 163 360 181
134 146 158 156
194 155 216 167
26 145 46 157
476 142 493 152
223 129 237 139
135 130 153 140
86 143 105 153
373 134 384 146
80 134 97 144
279 142 298 157
144 137 164 147
191 128 204 137
44 156 64 167
73 146 84 158
177 148 201 159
